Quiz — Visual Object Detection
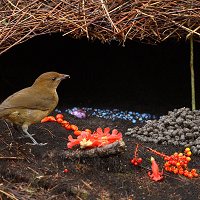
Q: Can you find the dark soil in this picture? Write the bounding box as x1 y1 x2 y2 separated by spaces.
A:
0 106 199 200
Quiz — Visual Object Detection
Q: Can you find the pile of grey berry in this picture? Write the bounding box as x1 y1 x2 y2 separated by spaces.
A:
125 107 200 155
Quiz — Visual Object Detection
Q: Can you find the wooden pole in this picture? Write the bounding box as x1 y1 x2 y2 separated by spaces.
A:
188 0 196 110
190 35 196 110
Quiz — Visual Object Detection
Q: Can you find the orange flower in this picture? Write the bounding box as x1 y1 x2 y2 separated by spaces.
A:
71 125 78 131
41 116 56 123
41 117 49 123
65 124 71 130
148 157 163 181
74 130 82 136
85 129 92 133
67 127 122 149
61 120 69 126
57 118 63 123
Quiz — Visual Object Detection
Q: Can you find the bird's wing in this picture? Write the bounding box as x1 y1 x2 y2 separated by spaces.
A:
0 87 57 111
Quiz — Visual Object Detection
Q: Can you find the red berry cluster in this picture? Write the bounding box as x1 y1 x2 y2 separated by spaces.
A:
164 148 198 178
131 157 142 165
131 144 142 166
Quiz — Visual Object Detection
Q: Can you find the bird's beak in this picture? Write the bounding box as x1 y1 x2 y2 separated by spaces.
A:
62 74 70 80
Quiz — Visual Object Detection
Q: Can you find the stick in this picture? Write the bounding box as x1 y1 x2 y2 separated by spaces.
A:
100 0 119 33
190 35 195 110
59 141 126 159
0 157 23 159
82 0 89 38
0 189 19 200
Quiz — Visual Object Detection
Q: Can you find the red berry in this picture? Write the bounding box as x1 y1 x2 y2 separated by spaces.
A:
185 148 190 153
179 153 183 157
171 155 175 159
164 156 169 161
64 169 68 173
174 152 179 158
186 157 191 162
182 156 186 160
193 173 198 178
131 158 136 164
184 170 189 177
187 173 193 178
186 151 192 156
179 161 184 166
172 160 177 165
137 158 142 163
171 167 175 171
176 162 181 168
56 114 63 120
184 164 188 168
134 162 138 166
191 169 196 173
179 169 184 175
173 168 179 174
166 167 171 171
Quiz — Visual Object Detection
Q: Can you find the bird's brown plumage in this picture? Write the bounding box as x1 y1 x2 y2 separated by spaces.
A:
0 72 70 145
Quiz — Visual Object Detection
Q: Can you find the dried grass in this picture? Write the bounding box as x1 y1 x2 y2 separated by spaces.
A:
0 0 200 55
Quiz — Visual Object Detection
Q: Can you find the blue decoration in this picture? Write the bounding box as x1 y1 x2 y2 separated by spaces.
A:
63 107 159 124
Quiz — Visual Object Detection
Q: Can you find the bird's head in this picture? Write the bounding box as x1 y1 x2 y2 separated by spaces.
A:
33 72 70 90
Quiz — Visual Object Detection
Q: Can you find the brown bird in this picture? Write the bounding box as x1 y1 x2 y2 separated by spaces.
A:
0 72 70 145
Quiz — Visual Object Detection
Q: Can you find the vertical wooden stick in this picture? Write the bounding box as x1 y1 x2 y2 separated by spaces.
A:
188 0 196 110
190 35 196 110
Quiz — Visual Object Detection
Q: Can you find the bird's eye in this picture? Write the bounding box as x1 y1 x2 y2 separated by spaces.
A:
52 77 56 81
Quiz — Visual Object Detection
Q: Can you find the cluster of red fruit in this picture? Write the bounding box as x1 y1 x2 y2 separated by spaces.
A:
131 157 142 166
41 114 91 135
164 148 198 178
131 144 142 166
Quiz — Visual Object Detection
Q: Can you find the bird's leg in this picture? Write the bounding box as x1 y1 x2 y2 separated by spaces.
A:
13 125 35 138
13 125 20 133
14 125 26 137
22 125 47 146
13 125 27 137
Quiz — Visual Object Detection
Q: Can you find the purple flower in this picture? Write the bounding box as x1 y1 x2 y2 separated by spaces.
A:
71 109 86 119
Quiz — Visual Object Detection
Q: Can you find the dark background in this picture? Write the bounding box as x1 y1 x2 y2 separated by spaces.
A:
0 34 200 116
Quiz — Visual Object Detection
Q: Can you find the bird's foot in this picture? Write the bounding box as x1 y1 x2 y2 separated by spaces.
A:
21 128 47 145
26 142 47 146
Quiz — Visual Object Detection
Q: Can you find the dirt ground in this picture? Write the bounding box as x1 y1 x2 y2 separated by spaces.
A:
0 106 199 200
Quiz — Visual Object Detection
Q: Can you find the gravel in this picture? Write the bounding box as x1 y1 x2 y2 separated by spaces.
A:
125 107 200 155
